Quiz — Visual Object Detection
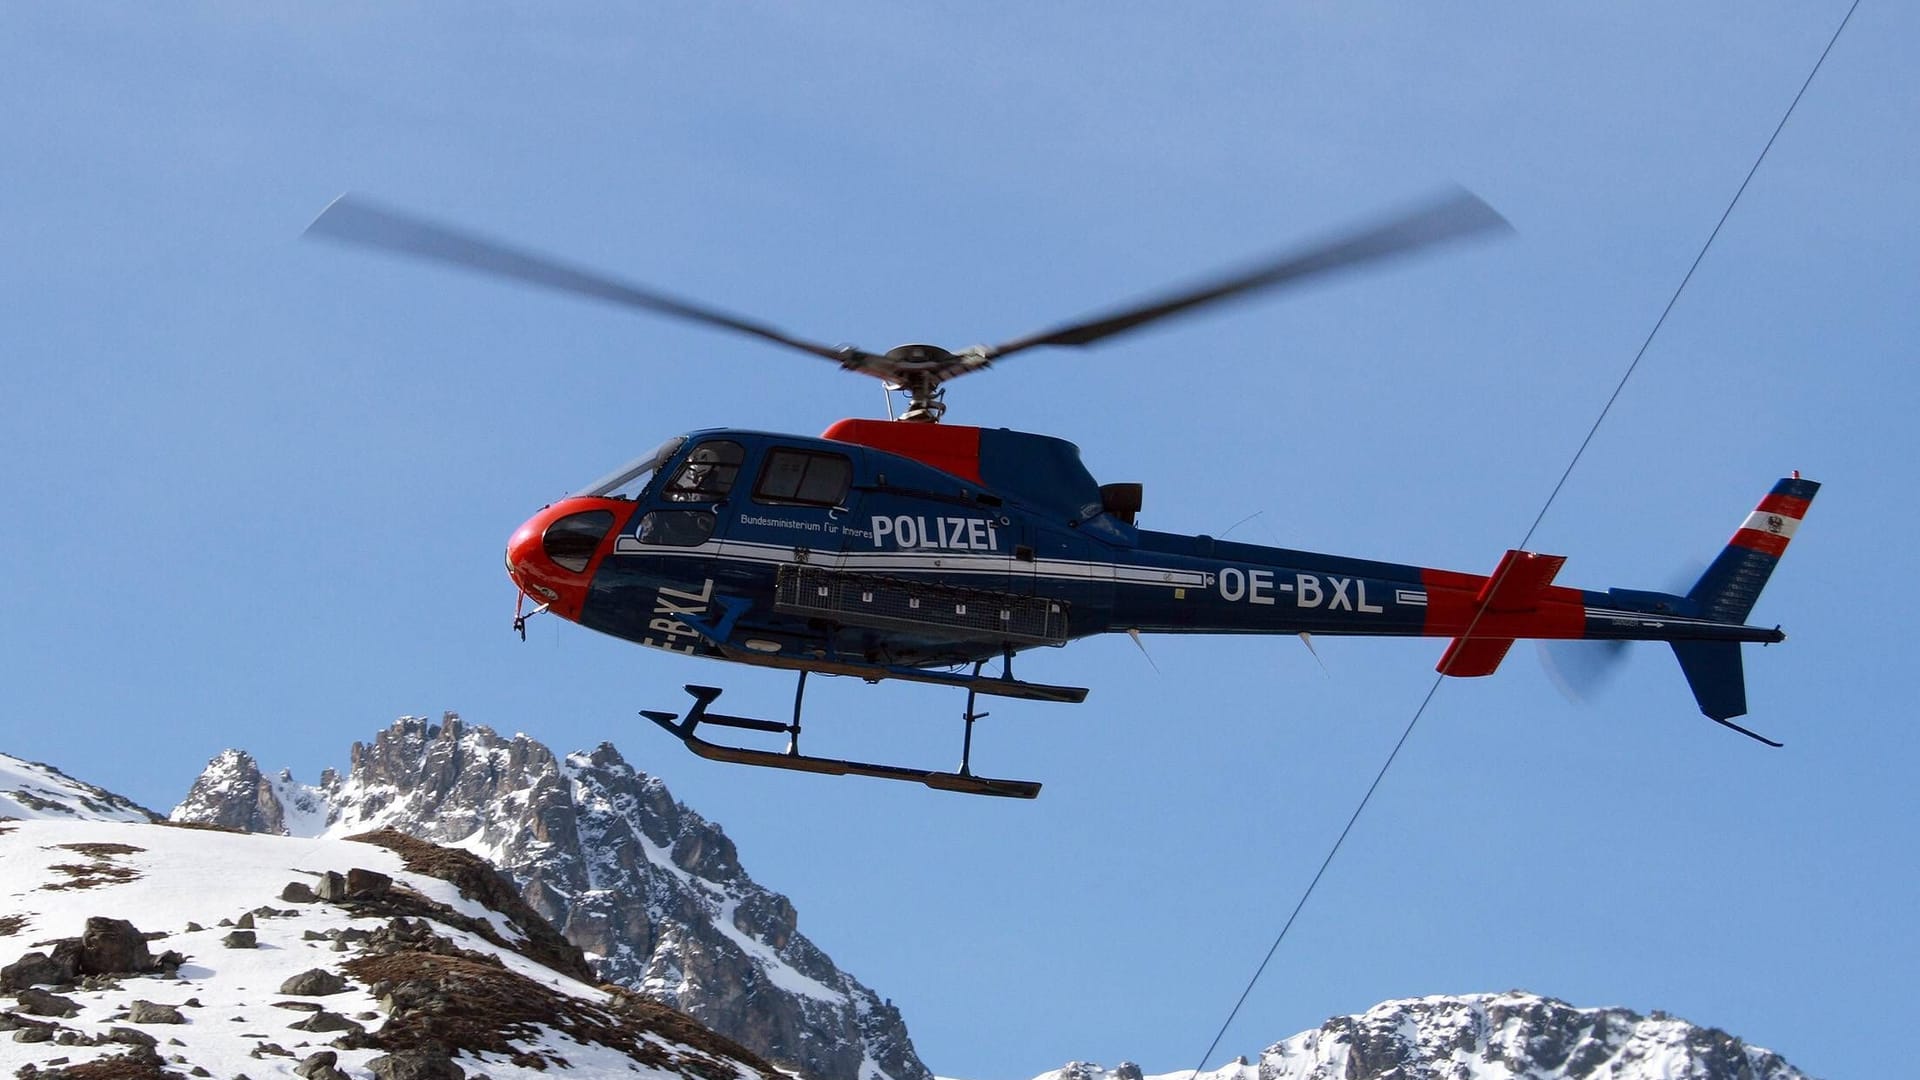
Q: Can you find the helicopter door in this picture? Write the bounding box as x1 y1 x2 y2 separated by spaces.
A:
627 438 745 550
729 445 862 570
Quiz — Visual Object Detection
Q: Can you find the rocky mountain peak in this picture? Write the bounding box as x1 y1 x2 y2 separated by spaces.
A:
171 715 933 1080
1038 991 1813 1080
1300 991 1808 1080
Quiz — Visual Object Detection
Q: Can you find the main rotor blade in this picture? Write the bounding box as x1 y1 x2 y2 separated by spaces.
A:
981 187 1510 360
304 194 863 365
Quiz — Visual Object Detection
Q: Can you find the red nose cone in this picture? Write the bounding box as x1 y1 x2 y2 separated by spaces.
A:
505 518 548 586
504 498 628 620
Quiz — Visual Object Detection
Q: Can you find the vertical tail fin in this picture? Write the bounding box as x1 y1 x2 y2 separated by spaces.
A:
1670 641 1747 722
1687 475 1820 623
1671 475 1818 737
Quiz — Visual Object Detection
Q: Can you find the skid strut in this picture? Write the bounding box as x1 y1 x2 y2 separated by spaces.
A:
642 674 1043 799
959 661 988 778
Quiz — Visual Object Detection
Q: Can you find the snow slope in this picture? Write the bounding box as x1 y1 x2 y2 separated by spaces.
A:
0 818 778 1079
1 752 160 822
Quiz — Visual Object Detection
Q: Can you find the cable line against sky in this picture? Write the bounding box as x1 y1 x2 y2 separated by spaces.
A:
1183 3 1864 1074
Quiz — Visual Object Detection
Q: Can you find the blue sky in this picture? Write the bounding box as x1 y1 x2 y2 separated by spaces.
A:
2 4 1913 1078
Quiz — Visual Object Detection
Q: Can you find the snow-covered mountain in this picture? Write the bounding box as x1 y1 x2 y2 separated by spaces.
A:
1 752 161 823
9 744 1823 1080
171 715 930 1080
0 816 776 1079
1035 992 1813 1080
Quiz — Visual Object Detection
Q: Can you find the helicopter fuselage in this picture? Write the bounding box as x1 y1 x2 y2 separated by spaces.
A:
506 419 1787 685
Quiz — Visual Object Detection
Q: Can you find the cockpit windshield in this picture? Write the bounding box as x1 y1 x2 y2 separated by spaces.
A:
577 436 686 500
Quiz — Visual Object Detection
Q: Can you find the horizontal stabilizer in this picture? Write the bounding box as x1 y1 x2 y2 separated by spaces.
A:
1437 549 1565 677
1475 549 1567 612
1437 636 1516 677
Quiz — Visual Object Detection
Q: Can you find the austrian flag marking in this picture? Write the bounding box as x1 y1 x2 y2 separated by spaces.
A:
1733 491 1809 556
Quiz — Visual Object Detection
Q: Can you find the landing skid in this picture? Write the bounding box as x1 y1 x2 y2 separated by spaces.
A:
641 664 1062 799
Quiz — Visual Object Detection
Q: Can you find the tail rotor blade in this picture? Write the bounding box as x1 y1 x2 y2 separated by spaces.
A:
1538 639 1630 704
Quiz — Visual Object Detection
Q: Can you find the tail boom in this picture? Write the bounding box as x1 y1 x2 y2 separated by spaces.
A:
1429 476 1816 715
1425 557 1780 680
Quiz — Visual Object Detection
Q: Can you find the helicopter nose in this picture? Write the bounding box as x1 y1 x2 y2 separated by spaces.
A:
505 499 624 620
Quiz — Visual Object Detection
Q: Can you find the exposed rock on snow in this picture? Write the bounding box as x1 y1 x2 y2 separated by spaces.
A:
173 716 931 1080
0 817 779 1080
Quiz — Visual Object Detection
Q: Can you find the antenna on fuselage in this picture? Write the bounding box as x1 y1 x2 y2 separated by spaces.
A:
1125 628 1161 674
1299 632 1329 675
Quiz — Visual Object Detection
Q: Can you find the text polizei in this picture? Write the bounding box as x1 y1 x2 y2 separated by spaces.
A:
870 515 1000 552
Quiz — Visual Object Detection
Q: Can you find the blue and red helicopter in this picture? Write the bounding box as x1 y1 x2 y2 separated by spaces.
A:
308 191 1817 798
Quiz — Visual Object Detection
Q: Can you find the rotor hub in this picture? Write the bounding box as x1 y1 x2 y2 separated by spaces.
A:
883 343 957 368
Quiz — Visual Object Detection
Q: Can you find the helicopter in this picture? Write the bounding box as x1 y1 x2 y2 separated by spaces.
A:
306 190 1817 798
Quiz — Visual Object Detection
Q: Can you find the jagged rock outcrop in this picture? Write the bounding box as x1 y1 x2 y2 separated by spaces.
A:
1039 992 1813 1080
172 715 932 1080
171 748 332 834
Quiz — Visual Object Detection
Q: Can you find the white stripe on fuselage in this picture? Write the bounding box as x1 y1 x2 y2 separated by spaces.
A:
612 535 1209 588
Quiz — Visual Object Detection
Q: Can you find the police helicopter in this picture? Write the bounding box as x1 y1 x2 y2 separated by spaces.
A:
307 191 1817 798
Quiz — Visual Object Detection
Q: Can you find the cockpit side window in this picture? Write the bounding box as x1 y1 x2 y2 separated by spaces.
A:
754 449 852 507
632 509 716 547
663 440 745 503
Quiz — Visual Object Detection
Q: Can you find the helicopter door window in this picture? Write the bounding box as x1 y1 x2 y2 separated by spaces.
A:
754 449 852 507
632 510 716 547
663 441 745 503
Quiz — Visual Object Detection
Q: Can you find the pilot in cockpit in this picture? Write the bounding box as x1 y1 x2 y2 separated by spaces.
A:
664 442 742 502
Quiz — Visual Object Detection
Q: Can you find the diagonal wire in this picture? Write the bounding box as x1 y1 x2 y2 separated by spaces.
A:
1183 4 1861 1075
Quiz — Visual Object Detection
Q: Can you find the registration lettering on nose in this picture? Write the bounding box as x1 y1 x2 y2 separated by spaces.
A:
644 578 716 654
